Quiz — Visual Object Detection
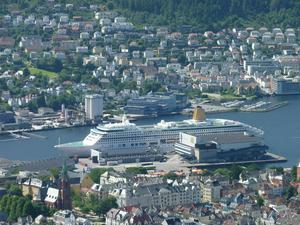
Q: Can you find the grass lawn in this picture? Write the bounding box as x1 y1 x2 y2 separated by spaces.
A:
204 93 245 101
28 67 58 79
220 94 245 101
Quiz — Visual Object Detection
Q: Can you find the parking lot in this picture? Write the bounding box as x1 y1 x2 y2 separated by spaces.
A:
76 153 192 174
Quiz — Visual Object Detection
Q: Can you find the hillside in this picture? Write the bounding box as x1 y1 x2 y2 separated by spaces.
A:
1 0 300 31
111 0 300 31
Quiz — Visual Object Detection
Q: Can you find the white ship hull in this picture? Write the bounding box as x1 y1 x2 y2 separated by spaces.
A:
55 117 264 158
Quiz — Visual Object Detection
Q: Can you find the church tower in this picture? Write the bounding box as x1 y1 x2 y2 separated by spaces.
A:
60 161 72 210
297 162 300 181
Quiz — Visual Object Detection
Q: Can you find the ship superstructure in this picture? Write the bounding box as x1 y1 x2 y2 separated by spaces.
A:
55 107 264 158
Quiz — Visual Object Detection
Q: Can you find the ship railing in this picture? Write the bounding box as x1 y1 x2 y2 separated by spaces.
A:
243 124 264 136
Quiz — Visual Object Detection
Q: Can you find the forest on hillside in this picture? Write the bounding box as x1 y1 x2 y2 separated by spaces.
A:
2 0 300 30
112 0 300 30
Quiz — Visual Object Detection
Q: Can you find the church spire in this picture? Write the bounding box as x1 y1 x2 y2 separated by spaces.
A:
61 160 68 179
60 160 72 210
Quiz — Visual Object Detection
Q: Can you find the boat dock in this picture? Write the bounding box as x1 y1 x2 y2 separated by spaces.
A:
187 152 287 169
8 131 29 140
22 132 47 139
240 101 288 112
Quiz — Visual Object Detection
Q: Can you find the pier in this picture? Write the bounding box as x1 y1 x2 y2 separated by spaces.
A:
8 131 29 140
0 131 47 142
22 132 47 139
240 101 288 112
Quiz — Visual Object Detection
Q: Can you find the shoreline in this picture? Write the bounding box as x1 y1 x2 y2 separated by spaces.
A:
0 94 292 135
0 123 96 136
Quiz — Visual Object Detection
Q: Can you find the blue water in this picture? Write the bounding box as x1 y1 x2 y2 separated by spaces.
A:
0 96 299 167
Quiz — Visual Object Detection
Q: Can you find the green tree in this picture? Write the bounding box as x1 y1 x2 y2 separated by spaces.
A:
257 196 264 207
89 168 113 183
0 195 9 211
5 197 12 214
125 167 148 175
36 94 46 108
163 172 179 180
229 165 244 180
214 168 231 178
140 79 162 95
8 197 18 222
22 200 34 217
23 67 30 77
91 196 117 216
178 54 187 65
284 185 297 200
291 166 297 182
270 166 284 174
27 100 38 113
107 1 114 10
8 184 22 196
16 198 26 219
49 168 60 180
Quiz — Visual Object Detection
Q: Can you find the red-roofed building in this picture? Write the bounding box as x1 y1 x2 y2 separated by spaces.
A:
106 206 153 225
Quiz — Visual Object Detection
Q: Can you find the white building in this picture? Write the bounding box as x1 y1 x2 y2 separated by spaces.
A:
85 94 103 120
201 179 221 203
115 181 201 208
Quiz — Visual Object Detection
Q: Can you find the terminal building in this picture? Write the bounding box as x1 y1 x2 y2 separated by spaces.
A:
174 132 267 162
124 93 187 116
271 77 300 95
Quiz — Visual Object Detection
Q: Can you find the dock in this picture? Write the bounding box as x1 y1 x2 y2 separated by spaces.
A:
22 132 47 139
8 131 29 140
240 101 288 112
187 152 287 169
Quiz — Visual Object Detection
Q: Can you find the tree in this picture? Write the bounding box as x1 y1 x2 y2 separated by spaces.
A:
257 196 264 207
214 168 231 178
5 197 12 213
246 164 261 172
16 198 25 219
90 195 117 216
49 168 60 180
284 185 297 200
8 184 22 196
36 58 63 73
177 54 187 65
27 100 38 113
100 196 118 215
36 94 46 108
8 198 18 222
89 168 113 184
270 166 284 174
23 68 30 77
22 200 34 217
229 165 244 180
140 79 162 95
107 1 114 10
270 0 281 11
163 172 179 180
75 56 83 67
291 166 297 182
0 195 9 211
125 167 148 175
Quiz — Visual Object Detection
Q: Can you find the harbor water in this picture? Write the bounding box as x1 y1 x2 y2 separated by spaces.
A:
0 95 299 167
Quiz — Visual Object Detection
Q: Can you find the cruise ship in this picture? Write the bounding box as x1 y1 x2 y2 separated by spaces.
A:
55 107 264 158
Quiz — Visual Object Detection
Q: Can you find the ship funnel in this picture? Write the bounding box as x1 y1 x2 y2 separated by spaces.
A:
192 106 206 122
